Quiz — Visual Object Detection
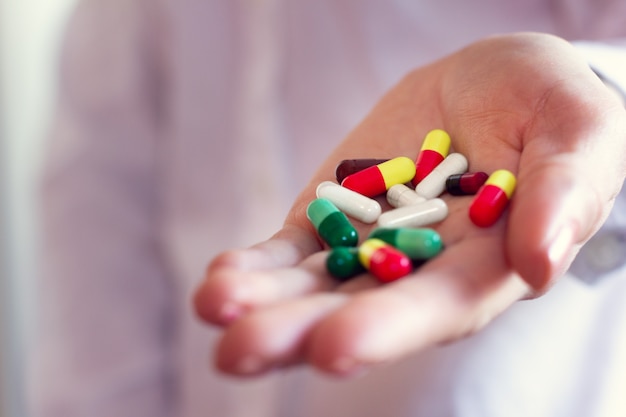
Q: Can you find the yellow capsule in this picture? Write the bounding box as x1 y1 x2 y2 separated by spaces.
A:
469 169 517 227
358 238 413 283
358 238 388 269
413 129 451 185
421 129 451 155
484 169 516 198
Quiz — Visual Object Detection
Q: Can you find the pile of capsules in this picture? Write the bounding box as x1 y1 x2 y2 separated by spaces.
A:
306 129 517 283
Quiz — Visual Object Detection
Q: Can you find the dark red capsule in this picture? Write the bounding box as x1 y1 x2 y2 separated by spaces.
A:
445 172 489 196
335 158 390 184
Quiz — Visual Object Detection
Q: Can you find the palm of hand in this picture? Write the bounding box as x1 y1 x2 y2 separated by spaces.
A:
195 33 626 376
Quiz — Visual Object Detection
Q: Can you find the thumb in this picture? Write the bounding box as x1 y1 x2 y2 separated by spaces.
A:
508 149 624 294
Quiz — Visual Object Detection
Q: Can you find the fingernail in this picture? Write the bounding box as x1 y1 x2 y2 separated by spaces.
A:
331 356 370 378
219 302 244 323
236 355 264 374
547 221 577 279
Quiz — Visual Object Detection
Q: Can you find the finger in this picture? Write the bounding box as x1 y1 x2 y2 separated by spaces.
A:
194 225 321 324
508 155 602 293
208 224 321 272
509 77 626 292
195 251 339 325
214 293 349 376
306 233 529 376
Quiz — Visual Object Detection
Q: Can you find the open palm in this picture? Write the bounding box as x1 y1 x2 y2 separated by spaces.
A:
194 33 626 377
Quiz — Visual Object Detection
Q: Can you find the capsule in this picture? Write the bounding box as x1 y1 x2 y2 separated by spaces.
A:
341 156 416 198
307 198 359 247
335 158 389 184
386 184 426 208
326 246 365 281
469 169 516 227
316 181 382 224
358 238 413 283
377 198 448 228
445 172 489 196
412 129 451 186
415 153 468 199
369 228 443 260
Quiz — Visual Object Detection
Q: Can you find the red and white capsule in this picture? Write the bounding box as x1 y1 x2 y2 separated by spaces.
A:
415 152 468 199
469 169 516 227
412 129 451 186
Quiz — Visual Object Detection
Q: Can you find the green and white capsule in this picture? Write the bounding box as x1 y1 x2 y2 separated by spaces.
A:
307 198 359 248
369 227 443 260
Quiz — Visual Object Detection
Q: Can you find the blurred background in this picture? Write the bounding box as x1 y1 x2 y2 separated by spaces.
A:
0 0 77 416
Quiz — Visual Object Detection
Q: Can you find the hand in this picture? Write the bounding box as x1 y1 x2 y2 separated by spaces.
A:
194 33 626 377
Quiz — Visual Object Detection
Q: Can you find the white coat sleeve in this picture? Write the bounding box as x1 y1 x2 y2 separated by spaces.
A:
28 0 176 416
573 40 626 105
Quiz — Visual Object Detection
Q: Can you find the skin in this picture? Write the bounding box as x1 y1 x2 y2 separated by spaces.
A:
194 33 626 378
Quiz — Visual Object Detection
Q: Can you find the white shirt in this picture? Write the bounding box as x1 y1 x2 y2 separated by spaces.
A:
29 1 626 416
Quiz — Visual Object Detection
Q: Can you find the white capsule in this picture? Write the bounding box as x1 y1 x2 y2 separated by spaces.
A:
386 184 427 208
376 198 448 228
316 181 382 224
415 153 468 199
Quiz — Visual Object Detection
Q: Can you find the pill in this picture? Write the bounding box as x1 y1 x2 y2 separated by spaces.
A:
412 129 451 186
445 172 489 195
415 153 468 199
358 238 413 283
335 158 389 184
316 181 382 224
469 169 516 227
386 184 427 208
341 156 416 198
369 227 443 260
377 198 448 228
307 198 359 247
326 246 365 281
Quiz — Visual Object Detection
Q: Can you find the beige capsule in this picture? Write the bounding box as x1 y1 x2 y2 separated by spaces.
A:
386 184 427 208
316 181 382 224
376 198 448 228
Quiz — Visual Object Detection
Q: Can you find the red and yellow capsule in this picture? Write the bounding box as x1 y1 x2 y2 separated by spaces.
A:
412 129 451 186
358 238 412 283
341 156 416 198
469 169 516 227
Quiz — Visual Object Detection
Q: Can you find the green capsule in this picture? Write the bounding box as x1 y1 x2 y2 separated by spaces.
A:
368 227 442 260
326 246 365 281
307 198 359 247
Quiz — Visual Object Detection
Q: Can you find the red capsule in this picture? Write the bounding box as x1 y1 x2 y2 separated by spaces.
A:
412 129 451 186
446 172 489 195
469 170 516 227
335 158 389 184
358 238 413 283
341 157 416 198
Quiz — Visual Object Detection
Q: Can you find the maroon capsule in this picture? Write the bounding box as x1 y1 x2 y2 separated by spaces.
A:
335 158 390 184
445 172 489 196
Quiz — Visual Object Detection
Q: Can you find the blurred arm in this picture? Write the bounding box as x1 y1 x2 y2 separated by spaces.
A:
28 1 175 416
